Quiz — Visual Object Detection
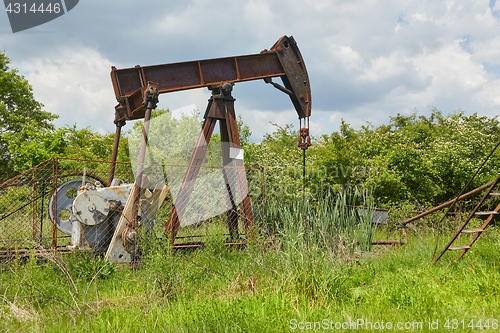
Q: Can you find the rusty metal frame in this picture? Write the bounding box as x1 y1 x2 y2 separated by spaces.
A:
108 36 311 247
164 83 255 244
110 36 311 122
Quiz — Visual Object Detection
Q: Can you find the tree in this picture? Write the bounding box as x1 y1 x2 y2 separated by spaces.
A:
0 53 59 180
61 125 126 161
128 108 201 166
254 109 500 207
244 123 314 199
316 109 500 207
314 119 369 187
9 127 66 172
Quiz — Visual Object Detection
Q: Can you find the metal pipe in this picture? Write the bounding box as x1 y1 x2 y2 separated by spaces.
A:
131 81 159 229
51 158 59 249
371 240 402 245
402 181 494 225
108 121 124 186
131 107 152 225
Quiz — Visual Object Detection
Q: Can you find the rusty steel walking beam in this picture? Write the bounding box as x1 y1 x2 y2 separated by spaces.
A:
110 35 311 122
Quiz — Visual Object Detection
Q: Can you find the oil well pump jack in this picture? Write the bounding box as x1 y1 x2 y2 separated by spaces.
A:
51 36 312 263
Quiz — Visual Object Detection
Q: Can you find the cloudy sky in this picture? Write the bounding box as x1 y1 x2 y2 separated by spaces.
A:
2 0 500 142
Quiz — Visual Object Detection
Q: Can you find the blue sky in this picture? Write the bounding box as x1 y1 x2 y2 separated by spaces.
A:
2 0 500 141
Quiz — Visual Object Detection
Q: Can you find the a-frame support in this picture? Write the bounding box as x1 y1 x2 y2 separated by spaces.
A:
165 82 254 244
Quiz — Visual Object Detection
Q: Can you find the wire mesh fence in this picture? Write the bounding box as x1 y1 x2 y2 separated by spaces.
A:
0 158 264 258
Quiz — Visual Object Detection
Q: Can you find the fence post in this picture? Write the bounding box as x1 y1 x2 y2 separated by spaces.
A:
51 158 58 249
31 167 39 243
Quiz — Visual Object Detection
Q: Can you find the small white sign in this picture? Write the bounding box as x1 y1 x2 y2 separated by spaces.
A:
229 147 244 160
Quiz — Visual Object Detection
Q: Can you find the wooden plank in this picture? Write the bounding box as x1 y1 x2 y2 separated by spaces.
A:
448 245 471 251
461 229 484 234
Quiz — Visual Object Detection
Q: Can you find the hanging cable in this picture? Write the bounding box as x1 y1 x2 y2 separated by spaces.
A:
298 117 311 200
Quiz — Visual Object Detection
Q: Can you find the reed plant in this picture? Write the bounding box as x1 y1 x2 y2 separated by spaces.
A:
264 186 376 258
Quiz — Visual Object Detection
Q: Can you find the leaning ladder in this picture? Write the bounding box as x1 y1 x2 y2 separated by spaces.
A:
433 172 500 263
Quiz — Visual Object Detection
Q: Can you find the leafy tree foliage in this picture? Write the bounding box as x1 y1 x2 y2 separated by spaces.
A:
245 110 500 208
128 108 201 166
0 53 59 180
61 125 129 162
309 109 500 207
127 109 252 168
244 123 319 199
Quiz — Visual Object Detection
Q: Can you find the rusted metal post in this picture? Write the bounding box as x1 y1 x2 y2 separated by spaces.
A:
165 96 218 243
31 168 38 241
218 83 254 240
51 158 59 249
261 166 265 223
128 82 159 251
108 119 126 186
402 181 494 226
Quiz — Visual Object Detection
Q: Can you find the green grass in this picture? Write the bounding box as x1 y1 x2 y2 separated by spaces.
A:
1 197 500 332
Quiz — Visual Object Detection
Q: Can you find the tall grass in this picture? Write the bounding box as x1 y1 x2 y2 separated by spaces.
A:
263 186 375 257
1 190 500 332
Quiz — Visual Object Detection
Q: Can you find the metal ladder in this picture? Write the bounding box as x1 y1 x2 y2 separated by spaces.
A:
433 172 500 263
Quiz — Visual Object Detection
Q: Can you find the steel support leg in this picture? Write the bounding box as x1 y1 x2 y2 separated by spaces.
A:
166 83 254 244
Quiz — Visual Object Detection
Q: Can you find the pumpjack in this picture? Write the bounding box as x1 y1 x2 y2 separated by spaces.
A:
49 36 311 262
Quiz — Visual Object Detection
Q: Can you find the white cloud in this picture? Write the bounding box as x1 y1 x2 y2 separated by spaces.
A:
331 45 364 72
475 79 500 106
412 41 487 95
472 37 500 64
360 53 408 82
4 0 500 143
20 47 116 133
